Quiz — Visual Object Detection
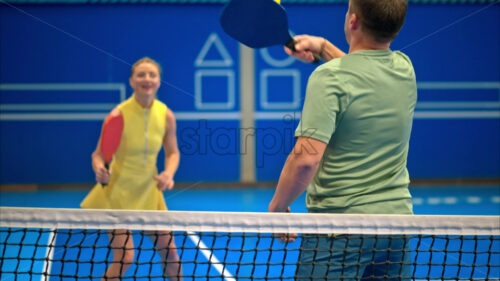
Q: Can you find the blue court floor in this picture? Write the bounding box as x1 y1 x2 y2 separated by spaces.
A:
0 184 499 215
1 185 499 281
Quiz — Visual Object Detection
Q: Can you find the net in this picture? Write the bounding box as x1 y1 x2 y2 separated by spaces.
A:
1 207 499 281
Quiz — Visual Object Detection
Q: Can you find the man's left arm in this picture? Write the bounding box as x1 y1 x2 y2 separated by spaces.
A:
268 137 327 213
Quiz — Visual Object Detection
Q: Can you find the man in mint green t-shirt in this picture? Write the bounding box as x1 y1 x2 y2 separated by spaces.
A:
268 0 416 279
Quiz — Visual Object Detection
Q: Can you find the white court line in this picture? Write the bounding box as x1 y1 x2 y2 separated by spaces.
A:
417 81 500 90
0 103 115 111
0 83 126 102
416 102 500 109
0 112 242 121
2 110 499 121
466 196 482 204
0 113 107 121
41 229 56 281
175 112 241 120
413 111 500 119
1 81 499 120
0 83 125 121
187 231 236 281
254 111 301 120
1 228 56 281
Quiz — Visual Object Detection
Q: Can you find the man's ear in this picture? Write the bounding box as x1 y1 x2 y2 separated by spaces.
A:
350 13 360 30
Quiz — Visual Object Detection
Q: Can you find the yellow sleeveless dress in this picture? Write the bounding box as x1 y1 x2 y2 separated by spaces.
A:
81 96 168 210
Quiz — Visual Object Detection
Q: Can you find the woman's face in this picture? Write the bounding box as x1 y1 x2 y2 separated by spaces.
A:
129 62 161 98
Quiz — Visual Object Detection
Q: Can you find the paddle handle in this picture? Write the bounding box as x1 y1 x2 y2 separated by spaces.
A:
286 38 321 64
100 162 110 188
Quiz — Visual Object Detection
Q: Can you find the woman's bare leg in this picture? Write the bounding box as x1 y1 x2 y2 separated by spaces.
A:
147 230 183 281
103 229 134 281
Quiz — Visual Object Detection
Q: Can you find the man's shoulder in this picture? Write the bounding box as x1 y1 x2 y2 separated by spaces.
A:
392 51 413 65
317 57 343 71
314 53 363 74
325 50 414 74
392 50 411 59
309 59 343 81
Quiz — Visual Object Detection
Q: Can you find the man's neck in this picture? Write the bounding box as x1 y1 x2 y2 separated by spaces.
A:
348 36 391 53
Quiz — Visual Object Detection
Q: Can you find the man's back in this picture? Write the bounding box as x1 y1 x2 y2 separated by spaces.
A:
296 49 417 214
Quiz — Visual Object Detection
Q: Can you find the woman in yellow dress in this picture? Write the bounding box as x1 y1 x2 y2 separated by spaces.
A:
81 57 182 281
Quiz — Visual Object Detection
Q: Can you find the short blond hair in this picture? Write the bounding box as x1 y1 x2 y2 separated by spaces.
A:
130 57 162 77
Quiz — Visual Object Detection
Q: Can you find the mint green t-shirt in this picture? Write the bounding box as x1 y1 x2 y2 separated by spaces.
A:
295 49 417 214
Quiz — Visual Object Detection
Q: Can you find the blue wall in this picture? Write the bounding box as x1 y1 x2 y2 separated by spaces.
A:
0 3 499 184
